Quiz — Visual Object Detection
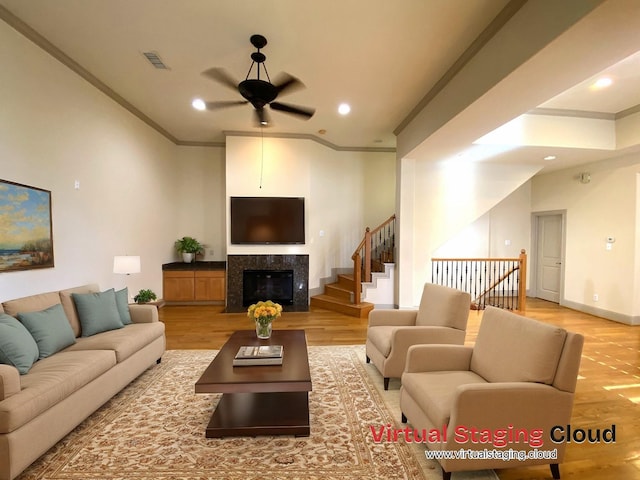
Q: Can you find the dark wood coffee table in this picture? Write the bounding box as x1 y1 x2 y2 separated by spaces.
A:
195 329 312 438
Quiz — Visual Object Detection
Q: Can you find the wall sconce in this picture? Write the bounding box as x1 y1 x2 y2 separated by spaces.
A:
113 255 141 275
579 172 591 184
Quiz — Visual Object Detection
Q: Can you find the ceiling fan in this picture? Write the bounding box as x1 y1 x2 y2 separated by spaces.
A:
200 34 315 127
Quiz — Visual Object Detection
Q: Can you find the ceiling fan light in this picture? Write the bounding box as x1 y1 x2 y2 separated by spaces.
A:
192 98 206 111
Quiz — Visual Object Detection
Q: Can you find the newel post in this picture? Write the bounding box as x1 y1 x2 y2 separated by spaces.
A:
353 252 362 305
518 249 527 311
364 227 372 283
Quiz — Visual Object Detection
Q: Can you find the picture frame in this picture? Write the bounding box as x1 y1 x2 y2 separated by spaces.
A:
0 179 54 272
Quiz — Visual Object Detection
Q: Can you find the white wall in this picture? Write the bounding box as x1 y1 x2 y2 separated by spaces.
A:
532 153 640 322
0 19 202 301
397 155 539 307
225 135 396 292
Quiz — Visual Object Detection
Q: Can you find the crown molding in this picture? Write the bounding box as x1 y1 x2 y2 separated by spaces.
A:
528 107 615 120
222 131 396 153
616 103 640 120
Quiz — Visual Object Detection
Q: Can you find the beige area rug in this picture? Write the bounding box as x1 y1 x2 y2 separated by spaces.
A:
18 346 498 480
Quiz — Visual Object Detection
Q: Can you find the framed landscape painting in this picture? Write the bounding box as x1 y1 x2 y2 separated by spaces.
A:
0 179 54 272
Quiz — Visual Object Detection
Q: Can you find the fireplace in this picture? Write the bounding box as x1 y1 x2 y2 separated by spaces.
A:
243 270 294 306
226 254 309 312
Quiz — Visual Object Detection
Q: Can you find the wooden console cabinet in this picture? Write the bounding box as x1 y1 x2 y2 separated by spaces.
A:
163 262 226 303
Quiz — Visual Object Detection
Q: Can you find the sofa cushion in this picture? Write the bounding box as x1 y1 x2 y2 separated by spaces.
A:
470 307 567 385
59 284 100 337
17 304 76 359
1 291 61 318
402 370 487 428
115 287 132 325
72 289 124 337
0 314 39 374
0 349 116 433
65 322 165 363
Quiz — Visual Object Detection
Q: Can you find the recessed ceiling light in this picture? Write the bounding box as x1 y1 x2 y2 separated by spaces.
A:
338 103 351 115
544 155 556 161
192 98 206 111
592 77 613 90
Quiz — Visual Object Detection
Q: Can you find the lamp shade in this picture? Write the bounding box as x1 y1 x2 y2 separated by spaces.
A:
113 256 141 274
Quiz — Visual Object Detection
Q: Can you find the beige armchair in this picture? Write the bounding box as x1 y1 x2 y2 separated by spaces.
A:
399 306 584 480
365 283 471 389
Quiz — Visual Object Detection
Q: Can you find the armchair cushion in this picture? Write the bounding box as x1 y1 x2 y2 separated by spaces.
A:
402 371 486 428
415 283 470 330
470 306 567 384
367 326 397 356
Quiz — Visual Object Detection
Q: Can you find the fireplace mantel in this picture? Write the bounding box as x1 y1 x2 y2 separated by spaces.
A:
226 254 309 312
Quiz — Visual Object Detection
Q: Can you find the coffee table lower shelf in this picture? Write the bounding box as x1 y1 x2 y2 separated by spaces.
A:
206 391 310 438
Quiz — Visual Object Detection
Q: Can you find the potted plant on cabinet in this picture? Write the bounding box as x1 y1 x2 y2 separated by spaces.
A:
175 236 203 263
134 289 157 304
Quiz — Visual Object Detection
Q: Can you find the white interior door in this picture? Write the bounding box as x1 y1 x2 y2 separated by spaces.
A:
536 214 563 303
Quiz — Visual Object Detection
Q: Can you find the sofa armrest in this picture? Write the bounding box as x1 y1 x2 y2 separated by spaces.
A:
0 364 21 400
368 309 417 327
404 344 473 373
129 304 159 324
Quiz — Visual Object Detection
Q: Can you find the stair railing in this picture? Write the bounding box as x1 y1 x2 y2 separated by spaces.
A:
431 249 527 311
352 214 396 305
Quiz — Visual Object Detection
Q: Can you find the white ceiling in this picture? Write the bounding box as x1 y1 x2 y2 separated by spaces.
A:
1 0 640 173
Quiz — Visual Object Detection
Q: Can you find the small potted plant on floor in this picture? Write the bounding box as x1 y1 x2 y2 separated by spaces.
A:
175 236 203 263
134 289 157 304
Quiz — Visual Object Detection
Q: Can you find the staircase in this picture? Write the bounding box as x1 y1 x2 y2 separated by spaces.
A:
310 273 374 318
310 215 395 318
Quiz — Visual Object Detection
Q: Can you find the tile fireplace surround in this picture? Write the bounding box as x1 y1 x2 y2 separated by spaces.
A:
226 254 309 312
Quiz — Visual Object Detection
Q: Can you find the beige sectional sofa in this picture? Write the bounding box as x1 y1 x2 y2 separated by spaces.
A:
0 284 166 480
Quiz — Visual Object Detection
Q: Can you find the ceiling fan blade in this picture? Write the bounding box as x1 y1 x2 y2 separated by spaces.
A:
270 102 315 119
201 67 239 91
254 107 271 127
272 73 305 96
205 100 248 110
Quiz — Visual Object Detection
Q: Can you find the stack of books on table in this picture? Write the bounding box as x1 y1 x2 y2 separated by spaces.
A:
233 345 284 366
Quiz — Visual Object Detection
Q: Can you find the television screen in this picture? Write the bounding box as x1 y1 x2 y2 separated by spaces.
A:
230 197 305 245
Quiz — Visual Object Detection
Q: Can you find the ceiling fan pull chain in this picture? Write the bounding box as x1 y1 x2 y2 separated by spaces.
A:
259 126 265 189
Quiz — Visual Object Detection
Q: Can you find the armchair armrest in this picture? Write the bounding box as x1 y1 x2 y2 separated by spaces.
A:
368 309 417 327
404 344 473 373
450 382 575 433
129 304 159 324
0 364 21 400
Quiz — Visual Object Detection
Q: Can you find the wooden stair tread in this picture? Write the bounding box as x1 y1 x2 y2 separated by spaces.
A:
310 294 374 318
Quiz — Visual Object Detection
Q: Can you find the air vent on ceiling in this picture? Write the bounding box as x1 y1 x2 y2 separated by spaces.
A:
142 51 169 70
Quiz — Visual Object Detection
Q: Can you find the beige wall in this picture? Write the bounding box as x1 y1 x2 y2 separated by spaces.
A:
532 153 640 322
0 20 176 300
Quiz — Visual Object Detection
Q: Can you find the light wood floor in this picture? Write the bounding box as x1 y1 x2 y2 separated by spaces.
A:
159 298 640 480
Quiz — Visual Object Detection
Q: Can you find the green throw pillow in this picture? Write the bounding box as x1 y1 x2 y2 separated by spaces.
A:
72 289 124 337
0 313 40 374
17 304 76 360
115 287 132 325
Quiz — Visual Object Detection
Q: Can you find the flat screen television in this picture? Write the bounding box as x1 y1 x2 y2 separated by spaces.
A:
230 196 305 245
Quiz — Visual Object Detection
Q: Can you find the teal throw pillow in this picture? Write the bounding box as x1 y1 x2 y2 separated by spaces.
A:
0 313 40 374
114 287 132 325
17 304 76 360
72 289 124 337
